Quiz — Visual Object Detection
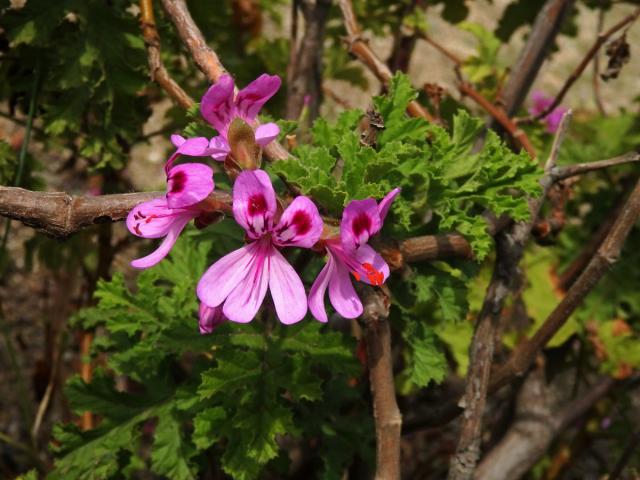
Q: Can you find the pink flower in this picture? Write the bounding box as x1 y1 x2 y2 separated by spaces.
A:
529 91 568 134
308 188 400 323
127 162 214 269
197 169 323 324
199 303 226 334
199 74 282 161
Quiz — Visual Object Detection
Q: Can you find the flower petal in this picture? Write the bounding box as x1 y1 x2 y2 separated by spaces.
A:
255 122 280 147
166 163 214 209
209 135 231 161
199 303 226 335
328 259 363 319
127 197 183 238
377 187 401 223
176 137 211 156
308 254 335 323
197 242 259 308
171 134 186 147
232 169 277 238
268 247 307 324
200 74 235 133
340 198 381 252
130 216 190 269
273 196 323 248
354 244 390 286
223 243 270 323
235 74 281 121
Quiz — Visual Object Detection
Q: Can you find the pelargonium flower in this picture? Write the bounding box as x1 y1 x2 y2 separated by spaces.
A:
529 91 568 134
200 74 281 161
127 162 214 269
309 188 400 323
197 169 322 324
199 303 226 335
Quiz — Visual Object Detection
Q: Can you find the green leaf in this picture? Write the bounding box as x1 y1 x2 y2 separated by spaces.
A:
151 406 197 480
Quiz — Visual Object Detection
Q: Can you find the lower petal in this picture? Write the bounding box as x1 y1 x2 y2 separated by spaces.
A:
199 303 226 335
166 163 215 209
354 244 390 285
209 136 231 161
308 255 335 323
268 247 307 324
223 245 270 323
329 262 363 319
131 216 190 269
197 243 259 308
255 123 280 146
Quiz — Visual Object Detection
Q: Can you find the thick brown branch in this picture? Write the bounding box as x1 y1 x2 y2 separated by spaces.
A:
359 286 402 480
139 0 195 109
336 0 434 122
447 112 570 480
491 175 640 391
459 82 536 158
0 186 232 238
476 369 615 480
530 7 640 121
497 0 574 117
286 0 331 123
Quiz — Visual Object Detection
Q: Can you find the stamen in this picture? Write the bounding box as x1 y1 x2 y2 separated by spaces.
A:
134 223 142 235
361 262 383 286
145 214 157 224
351 271 361 281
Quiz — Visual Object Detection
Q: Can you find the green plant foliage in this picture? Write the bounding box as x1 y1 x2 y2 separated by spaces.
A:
271 73 542 259
55 236 370 480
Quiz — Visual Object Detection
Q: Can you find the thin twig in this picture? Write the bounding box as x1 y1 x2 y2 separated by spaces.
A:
139 0 195 109
336 0 434 122
418 32 463 67
447 111 570 480
458 82 536 158
529 7 640 122
609 429 640 480
359 286 402 480
159 0 228 83
551 151 640 181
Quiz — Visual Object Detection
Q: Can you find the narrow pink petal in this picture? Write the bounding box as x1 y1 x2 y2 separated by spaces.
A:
255 122 280 146
268 247 307 324
199 303 226 335
209 135 230 161
200 75 235 133
127 197 181 238
197 243 259 308
131 216 190 269
308 254 335 323
377 187 401 223
223 243 270 323
354 244 390 285
166 163 214 209
171 134 186 147
340 198 381 253
273 196 323 248
328 260 363 319
232 169 277 238
235 74 281 121
176 137 211 156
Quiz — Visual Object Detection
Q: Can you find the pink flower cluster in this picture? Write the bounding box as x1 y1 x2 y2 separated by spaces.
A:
127 74 399 332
